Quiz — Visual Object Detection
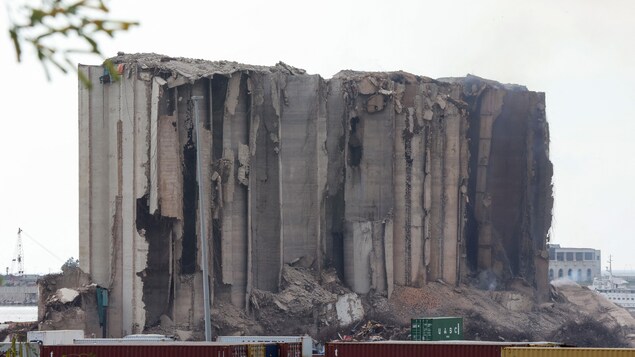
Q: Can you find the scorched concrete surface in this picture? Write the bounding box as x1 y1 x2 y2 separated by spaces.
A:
77 53 553 337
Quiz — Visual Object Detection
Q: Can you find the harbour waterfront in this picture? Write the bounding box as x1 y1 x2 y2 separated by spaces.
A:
0 305 37 323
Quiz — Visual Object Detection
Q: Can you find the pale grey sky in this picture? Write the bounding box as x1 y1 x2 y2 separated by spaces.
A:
1 0 634 274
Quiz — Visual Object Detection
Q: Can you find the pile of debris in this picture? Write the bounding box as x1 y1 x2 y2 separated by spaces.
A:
357 278 635 347
245 266 364 338
37 266 100 335
336 320 408 342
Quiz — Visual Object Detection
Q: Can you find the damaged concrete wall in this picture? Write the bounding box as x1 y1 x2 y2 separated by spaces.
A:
455 76 553 297
78 54 552 337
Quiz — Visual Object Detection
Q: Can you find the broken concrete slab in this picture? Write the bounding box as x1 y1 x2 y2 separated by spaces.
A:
336 293 364 326
56 288 79 304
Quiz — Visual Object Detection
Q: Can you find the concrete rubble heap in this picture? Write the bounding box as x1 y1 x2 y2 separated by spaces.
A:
78 53 553 337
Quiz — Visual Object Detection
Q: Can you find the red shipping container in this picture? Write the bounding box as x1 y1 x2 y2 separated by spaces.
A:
326 341 560 357
279 342 302 357
42 343 232 357
42 342 303 357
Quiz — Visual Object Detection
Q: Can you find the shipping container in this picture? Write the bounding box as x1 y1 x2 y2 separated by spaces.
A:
42 343 232 357
503 347 635 357
27 329 84 345
411 316 463 340
279 342 302 357
248 344 266 357
326 341 561 357
42 341 301 357
231 344 249 357
265 344 280 357
217 335 311 357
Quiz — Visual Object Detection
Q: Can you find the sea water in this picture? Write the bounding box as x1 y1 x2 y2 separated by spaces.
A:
0 305 37 323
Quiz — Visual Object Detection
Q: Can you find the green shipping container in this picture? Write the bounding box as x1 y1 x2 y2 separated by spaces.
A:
411 317 463 341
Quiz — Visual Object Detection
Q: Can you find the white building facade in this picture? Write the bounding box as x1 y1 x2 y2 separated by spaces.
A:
548 244 601 283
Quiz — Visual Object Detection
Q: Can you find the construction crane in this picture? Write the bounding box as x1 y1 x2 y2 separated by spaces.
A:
10 228 25 277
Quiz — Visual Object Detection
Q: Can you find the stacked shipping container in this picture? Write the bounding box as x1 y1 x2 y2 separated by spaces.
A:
326 342 635 357
503 347 635 357
326 342 558 357
39 341 635 357
42 342 302 357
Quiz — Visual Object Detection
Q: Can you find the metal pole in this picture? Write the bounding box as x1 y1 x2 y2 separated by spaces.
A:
192 96 212 341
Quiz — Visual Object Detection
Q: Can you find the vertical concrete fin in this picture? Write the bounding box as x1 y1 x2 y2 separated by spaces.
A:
132 77 150 332
383 217 394 297
392 105 407 286
225 74 241 117
344 221 372 294
78 65 91 274
457 87 470 283
324 78 346 274
316 78 328 275
409 106 426 287
370 221 387 292
222 74 237 291
248 74 260 303
157 115 183 219
441 101 461 285
428 91 444 282
120 76 135 334
87 66 110 288
107 76 123 337
221 147 235 285
149 77 166 214
222 72 250 308
250 72 283 293
274 74 285 290
475 89 505 271
279 75 320 268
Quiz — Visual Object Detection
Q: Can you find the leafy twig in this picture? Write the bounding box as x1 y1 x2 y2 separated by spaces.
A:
8 0 138 84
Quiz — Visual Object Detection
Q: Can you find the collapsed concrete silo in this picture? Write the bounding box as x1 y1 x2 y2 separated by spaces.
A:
78 54 552 337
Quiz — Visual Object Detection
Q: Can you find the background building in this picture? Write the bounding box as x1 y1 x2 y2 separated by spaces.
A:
548 244 601 283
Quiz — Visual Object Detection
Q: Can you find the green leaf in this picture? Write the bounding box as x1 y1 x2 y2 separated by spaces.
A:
8 0 139 81
103 59 120 82
9 29 22 62
77 67 92 89
83 35 99 53
30 9 47 25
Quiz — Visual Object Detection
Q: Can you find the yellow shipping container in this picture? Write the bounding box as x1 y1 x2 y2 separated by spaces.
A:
504 347 635 357
248 344 266 357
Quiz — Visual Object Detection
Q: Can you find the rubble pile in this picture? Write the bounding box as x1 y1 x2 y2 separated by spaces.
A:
367 279 635 347
213 266 364 338
37 267 100 336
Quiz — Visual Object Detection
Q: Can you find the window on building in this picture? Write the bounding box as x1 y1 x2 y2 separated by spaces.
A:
597 256 600 260
557 252 564 261
585 252 593 260
549 269 554 280
567 269 572 278
577 269 582 281
587 268 592 281
575 252 583 261
566 252 574 261
558 269 563 278
549 248 556 261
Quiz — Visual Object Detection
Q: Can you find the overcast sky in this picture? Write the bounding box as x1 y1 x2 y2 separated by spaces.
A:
1 0 634 274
